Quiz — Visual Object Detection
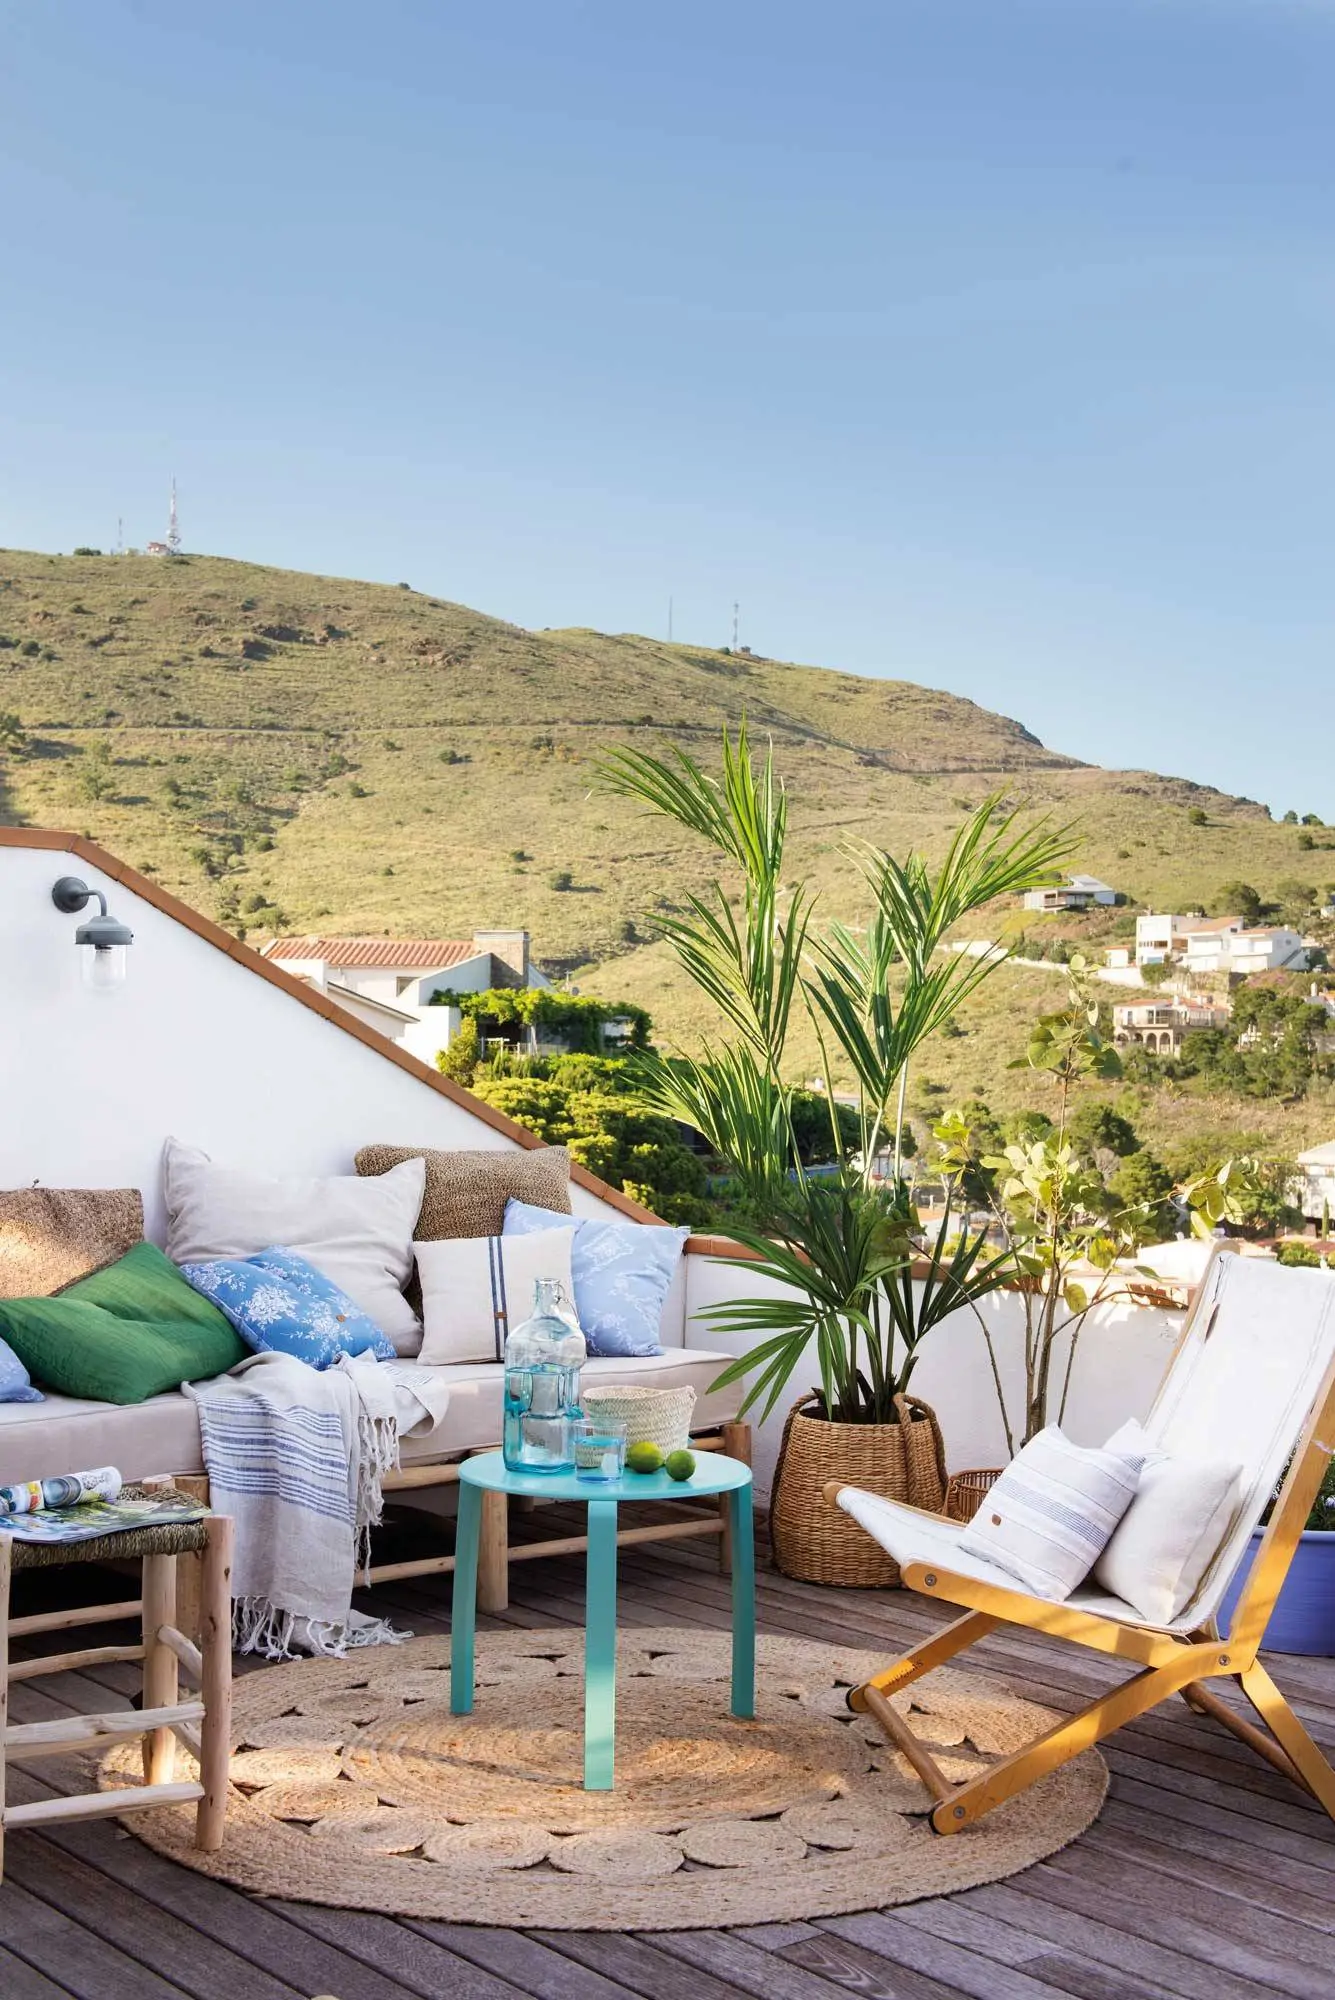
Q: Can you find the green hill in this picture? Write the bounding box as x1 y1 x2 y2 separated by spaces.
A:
3 546 1333 1158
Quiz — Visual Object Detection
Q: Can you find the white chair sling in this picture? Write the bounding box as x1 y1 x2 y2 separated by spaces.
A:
828 1247 1335 1835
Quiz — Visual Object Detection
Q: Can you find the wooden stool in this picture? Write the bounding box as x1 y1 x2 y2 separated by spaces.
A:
0 1499 233 1880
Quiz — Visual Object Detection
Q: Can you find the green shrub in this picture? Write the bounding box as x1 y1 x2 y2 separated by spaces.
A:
77 738 115 802
1276 1241 1321 1268
438 1016 480 1086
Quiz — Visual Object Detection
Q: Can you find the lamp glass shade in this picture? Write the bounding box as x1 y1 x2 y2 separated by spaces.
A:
81 941 128 992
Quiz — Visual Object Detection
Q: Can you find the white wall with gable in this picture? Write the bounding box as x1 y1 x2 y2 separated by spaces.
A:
0 843 626 1241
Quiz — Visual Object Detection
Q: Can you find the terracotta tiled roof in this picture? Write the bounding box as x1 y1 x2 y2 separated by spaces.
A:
257 936 483 970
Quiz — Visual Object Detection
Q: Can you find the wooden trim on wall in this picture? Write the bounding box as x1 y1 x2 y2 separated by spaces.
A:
681 1227 1193 1309
0 826 660 1225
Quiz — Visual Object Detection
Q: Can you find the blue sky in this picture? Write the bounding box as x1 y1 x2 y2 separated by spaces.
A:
2 1 1332 815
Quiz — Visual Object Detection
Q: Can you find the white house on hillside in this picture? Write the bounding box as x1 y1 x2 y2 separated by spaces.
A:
258 930 550 1068
1135 912 1196 966
1294 1142 1335 1228
1023 874 1117 913
1183 920 1309 977
1113 998 1230 1056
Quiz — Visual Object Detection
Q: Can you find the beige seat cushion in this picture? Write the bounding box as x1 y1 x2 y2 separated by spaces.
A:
397 1348 741 1463
0 1389 204 1486
0 1188 144 1299
0 1351 740 1488
356 1144 571 1240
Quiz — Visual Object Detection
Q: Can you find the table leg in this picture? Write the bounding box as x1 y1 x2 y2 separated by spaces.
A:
584 1499 619 1790
451 1479 482 1715
729 1486 756 1720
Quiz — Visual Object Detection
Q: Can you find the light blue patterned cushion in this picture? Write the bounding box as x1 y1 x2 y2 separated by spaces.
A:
0 1332 43 1403
503 1199 687 1358
179 1246 396 1368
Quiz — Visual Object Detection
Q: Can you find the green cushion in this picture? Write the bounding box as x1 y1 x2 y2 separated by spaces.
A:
66 1240 236 1328
0 1242 247 1404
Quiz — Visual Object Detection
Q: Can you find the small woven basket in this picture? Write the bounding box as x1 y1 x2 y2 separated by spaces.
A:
770 1393 948 1588
581 1384 697 1455
944 1468 1002 1523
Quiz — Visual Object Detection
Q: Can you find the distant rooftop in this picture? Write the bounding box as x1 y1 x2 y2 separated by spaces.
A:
259 936 484 970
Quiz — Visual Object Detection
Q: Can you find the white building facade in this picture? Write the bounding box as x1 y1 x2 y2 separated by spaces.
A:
1183 922 1308 977
1112 998 1230 1056
259 931 549 1069
1023 874 1117 913
1294 1143 1335 1228
1135 912 1196 966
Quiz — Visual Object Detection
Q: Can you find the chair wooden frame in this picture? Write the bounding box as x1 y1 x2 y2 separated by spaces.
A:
0 1513 233 1880
828 1346 1335 1837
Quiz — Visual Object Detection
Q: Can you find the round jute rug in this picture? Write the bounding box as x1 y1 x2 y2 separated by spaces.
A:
102 1627 1107 1929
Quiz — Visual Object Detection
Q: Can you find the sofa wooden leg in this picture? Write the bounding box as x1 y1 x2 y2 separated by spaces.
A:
477 1487 510 1614
140 1553 178 1785
172 1475 210 1645
719 1422 753 1575
195 1515 233 1853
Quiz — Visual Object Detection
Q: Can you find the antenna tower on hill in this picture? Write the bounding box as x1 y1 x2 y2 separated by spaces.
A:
166 478 181 555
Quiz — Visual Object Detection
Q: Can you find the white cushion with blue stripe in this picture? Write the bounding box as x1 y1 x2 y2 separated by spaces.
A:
415 1226 577 1366
957 1425 1145 1600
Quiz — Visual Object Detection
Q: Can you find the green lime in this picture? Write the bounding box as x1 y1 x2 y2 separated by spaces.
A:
664 1448 697 1482
625 1440 664 1474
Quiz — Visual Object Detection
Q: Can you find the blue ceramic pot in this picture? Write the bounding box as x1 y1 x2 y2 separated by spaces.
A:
1217 1529 1335 1655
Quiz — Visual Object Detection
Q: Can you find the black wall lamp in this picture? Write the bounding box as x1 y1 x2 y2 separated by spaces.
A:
52 876 134 992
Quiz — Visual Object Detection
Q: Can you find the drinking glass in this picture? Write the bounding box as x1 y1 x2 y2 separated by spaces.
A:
573 1418 628 1482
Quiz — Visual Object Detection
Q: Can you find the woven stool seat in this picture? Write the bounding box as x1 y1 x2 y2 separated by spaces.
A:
5 1483 211 1570
10 1518 211 1569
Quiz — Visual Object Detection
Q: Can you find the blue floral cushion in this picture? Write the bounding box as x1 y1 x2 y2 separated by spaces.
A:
0 1332 43 1403
504 1199 687 1357
179 1247 396 1367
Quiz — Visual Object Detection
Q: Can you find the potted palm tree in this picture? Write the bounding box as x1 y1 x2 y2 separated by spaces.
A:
601 726 1074 1584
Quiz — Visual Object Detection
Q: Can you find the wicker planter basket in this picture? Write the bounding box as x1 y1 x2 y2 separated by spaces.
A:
944 1468 1003 1523
770 1393 948 1588
581 1384 697 1456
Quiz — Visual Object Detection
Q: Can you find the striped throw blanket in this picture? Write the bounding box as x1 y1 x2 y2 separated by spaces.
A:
187 1349 449 1659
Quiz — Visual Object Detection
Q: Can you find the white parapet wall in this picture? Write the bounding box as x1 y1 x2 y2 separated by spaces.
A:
683 1248 1184 1502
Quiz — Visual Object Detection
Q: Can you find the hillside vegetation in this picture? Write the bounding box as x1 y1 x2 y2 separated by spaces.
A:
3 546 1333 1156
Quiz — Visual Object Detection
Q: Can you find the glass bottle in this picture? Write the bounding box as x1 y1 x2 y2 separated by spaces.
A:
502 1278 586 1473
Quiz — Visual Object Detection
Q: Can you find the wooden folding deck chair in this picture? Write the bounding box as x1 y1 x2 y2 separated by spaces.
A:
827 1246 1335 1836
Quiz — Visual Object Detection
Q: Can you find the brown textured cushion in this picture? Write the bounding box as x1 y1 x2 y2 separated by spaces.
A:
0 1188 144 1299
355 1145 571 1241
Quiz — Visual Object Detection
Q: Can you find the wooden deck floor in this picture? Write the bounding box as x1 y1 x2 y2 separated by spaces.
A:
4 1504 1335 2000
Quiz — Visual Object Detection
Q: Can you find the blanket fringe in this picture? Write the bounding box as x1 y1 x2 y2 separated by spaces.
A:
233 1594 411 1662
353 1396 400 1582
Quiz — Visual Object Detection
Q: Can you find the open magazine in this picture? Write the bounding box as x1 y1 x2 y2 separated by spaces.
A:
0 1466 208 1544
1 1494 210 1544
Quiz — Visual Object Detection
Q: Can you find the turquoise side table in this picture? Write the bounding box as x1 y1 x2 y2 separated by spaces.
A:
451 1450 756 1791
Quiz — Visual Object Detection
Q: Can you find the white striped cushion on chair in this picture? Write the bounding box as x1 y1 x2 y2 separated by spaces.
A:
958 1425 1145 1601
